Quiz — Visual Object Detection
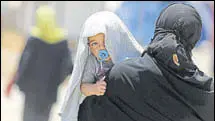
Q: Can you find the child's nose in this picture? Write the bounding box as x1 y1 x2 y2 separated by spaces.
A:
99 43 105 50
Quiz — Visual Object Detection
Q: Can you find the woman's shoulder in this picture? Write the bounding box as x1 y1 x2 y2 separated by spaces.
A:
109 55 163 79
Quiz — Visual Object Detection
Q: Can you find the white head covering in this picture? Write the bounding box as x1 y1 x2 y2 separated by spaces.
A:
60 11 144 121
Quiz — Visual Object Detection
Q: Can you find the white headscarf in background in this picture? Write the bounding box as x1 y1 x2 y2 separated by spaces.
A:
60 11 144 121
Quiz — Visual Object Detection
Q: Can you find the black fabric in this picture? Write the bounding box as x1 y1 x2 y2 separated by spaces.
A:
146 3 213 101
78 3 214 121
151 3 202 52
23 92 53 121
79 54 213 121
15 36 73 103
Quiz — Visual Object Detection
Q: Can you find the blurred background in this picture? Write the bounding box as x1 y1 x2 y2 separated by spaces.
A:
1 1 214 121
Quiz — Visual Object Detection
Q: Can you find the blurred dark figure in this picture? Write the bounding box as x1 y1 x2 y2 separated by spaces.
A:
5 5 73 121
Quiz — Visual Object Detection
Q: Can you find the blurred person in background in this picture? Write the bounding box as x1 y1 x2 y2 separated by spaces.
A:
5 5 73 121
60 11 144 121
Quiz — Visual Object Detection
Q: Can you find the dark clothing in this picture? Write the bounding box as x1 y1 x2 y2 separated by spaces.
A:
78 3 214 121
15 36 73 121
16 36 73 103
79 54 214 121
23 92 53 121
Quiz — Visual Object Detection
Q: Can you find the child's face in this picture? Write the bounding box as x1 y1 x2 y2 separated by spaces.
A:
88 33 111 61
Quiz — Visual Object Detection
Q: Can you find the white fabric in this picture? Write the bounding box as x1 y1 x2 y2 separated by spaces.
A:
60 11 144 121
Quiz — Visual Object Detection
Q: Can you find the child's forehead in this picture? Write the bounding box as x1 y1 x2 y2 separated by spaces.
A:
89 33 105 39
88 33 105 42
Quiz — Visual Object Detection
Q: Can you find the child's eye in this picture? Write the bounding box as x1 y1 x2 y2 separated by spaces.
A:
91 42 98 47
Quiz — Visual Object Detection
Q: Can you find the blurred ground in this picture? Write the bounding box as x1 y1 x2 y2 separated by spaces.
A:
1 31 214 121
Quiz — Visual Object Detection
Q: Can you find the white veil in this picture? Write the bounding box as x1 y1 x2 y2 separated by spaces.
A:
60 11 144 120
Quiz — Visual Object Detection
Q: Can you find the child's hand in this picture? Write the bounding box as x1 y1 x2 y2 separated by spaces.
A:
94 79 107 96
80 76 107 96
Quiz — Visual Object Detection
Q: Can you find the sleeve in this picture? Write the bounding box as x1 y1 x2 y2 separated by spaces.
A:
59 41 74 82
15 37 35 85
64 43 73 75
81 56 96 83
79 56 97 104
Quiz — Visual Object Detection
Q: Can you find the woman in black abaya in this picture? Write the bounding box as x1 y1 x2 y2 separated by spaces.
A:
79 3 214 121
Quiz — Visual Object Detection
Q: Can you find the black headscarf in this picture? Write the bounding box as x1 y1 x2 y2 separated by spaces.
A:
152 3 202 53
146 3 213 103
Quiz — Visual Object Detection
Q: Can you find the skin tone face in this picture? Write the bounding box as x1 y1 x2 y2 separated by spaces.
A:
88 33 111 62
81 33 110 96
